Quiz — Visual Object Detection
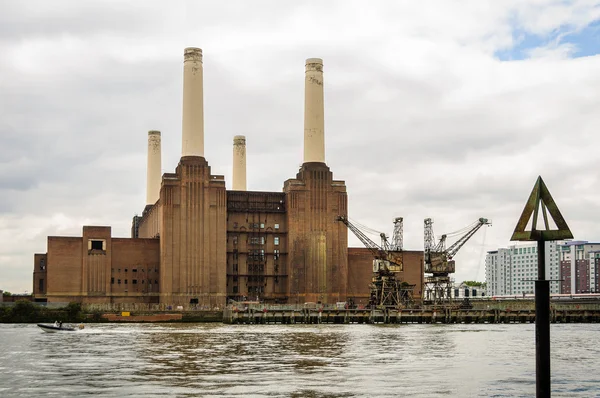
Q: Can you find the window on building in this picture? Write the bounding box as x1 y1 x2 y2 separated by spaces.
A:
40 259 46 271
274 237 279 246
233 286 238 294
260 223 265 229
132 280 137 285
274 249 280 260
125 279 128 284
118 279 121 284
133 269 137 273
39 278 44 291
90 240 104 250
274 223 280 230
111 277 114 284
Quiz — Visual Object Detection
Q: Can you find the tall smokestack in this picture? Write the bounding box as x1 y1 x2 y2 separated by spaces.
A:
181 47 204 157
232 135 247 191
303 58 325 163
146 130 162 205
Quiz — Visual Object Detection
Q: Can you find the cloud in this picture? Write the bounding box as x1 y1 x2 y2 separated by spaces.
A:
1 0 600 292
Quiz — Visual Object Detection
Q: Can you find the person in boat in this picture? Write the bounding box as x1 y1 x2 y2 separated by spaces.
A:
53 320 59 327
58 321 63 328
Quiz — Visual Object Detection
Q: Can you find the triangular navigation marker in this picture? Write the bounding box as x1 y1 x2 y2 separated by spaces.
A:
511 176 573 241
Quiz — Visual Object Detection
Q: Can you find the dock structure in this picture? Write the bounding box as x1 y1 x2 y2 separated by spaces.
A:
223 305 600 325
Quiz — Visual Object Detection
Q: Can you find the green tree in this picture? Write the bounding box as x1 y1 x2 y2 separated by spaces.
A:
11 300 38 322
65 302 83 322
463 280 484 287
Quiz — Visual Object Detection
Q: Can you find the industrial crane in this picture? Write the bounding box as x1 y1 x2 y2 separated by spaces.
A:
423 217 491 306
337 216 403 274
337 216 414 308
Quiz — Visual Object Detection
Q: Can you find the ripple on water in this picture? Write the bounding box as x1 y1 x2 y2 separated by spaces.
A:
0 323 599 397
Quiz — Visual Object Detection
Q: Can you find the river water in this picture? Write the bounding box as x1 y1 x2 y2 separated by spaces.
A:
0 323 598 397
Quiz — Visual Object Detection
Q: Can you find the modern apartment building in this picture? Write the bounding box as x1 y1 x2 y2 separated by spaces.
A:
557 241 600 294
485 241 562 296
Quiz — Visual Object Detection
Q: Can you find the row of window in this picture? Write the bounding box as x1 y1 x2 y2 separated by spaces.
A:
232 222 280 230
232 249 281 259
112 268 158 273
231 286 267 294
111 278 158 285
236 237 280 245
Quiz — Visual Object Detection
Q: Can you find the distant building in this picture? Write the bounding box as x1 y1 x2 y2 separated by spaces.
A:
485 241 563 296
451 282 486 299
557 241 600 294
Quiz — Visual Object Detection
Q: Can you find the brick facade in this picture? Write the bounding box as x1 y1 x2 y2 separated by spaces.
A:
348 248 424 306
34 226 159 303
284 162 348 304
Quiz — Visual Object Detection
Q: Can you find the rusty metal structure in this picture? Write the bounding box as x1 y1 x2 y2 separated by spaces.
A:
424 217 491 307
337 216 414 308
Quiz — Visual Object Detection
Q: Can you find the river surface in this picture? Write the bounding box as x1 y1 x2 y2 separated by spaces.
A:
0 323 599 397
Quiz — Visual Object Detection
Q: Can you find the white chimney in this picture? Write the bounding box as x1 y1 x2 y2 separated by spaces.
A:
181 47 204 157
232 135 247 191
303 58 325 163
146 130 161 205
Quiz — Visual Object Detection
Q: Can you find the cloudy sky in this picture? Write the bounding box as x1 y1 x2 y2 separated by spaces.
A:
2 1 600 293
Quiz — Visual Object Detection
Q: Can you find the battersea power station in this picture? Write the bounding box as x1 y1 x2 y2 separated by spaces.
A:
32 48 424 307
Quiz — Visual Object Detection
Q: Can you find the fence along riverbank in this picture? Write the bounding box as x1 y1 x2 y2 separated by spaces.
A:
223 306 600 324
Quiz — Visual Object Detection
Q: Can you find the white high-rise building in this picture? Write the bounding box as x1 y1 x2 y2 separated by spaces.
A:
485 241 562 296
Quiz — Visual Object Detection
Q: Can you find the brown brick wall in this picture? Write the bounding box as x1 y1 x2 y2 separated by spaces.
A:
33 253 47 296
111 238 160 300
284 162 348 304
82 226 112 296
39 228 160 304
47 236 83 301
159 156 227 306
137 203 161 238
347 247 424 305
575 260 590 293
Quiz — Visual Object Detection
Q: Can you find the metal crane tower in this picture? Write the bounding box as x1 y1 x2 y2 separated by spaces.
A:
337 216 414 308
423 217 491 307
391 217 403 251
424 218 435 252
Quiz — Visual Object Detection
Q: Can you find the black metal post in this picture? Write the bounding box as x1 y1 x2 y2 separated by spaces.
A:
536 239 550 397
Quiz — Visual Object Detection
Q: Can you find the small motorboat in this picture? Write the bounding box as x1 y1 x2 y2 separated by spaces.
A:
37 322 84 333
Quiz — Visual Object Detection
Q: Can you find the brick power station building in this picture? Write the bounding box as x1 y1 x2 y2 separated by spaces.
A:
32 48 424 307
